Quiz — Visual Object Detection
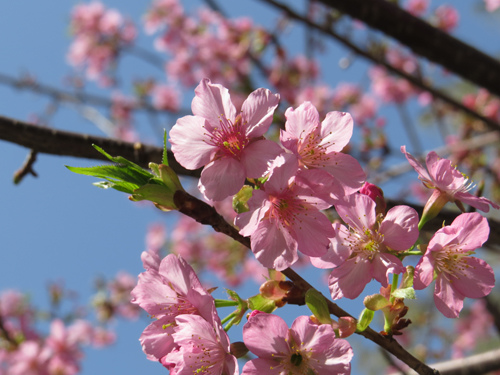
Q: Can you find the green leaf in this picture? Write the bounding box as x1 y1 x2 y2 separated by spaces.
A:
248 294 276 314
357 308 375 332
305 289 332 324
364 294 390 311
392 287 416 300
232 185 253 214
401 266 415 289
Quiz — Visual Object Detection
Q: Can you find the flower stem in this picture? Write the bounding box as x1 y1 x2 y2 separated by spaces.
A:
214 299 239 308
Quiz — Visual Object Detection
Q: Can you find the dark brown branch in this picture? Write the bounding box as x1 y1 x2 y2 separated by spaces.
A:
259 0 500 133
314 0 500 98
0 114 201 178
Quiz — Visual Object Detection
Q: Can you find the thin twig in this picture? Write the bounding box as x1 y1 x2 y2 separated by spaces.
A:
13 150 38 184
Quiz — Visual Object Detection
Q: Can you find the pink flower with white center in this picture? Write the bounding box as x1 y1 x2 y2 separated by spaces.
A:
163 314 238 375
311 193 419 300
131 254 216 362
169 78 282 201
235 154 336 271
280 102 366 198
414 212 495 318
401 146 500 216
242 313 353 375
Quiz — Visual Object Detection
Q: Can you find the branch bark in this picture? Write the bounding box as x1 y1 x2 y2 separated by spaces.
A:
315 0 500 98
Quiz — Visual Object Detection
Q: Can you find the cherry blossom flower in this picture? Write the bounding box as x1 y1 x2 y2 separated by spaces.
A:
414 212 495 318
169 78 282 201
67 2 136 83
235 154 335 271
242 313 353 375
311 193 419 300
131 253 216 362
401 146 500 218
280 102 366 198
163 314 238 375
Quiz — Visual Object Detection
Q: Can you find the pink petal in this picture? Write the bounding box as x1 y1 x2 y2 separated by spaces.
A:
310 223 349 269
451 212 490 249
292 211 335 257
242 358 283 375
335 194 376 233
322 153 366 194
413 254 435 290
329 257 372 299
401 145 431 181
312 339 353 374
251 219 298 270
241 88 280 138
454 193 499 212
139 316 176 361
241 140 283 178
379 205 419 250
243 313 290 358
371 253 405 286
429 157 464 190
199 158 246 201
319 111 354 152
191 78 236 131
434 275 465 318
283 102 319 140
290 316 334 351
265 154 299 194
158 254 203 295
235 190 271 237
295 168 344 206
452 257 495 298
169 115 216 170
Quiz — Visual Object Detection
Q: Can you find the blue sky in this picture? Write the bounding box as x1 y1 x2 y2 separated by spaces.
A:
1 1 499 374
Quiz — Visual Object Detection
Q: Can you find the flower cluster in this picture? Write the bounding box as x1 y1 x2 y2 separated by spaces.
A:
143 0 268 88
169 79 496 318
67 2 136 85
131 79 497 373
0 290 115 375
131 252 238 374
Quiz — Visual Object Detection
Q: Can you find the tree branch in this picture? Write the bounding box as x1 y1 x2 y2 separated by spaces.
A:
315 0 500 98
259 0 500 133
0 114 200 178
